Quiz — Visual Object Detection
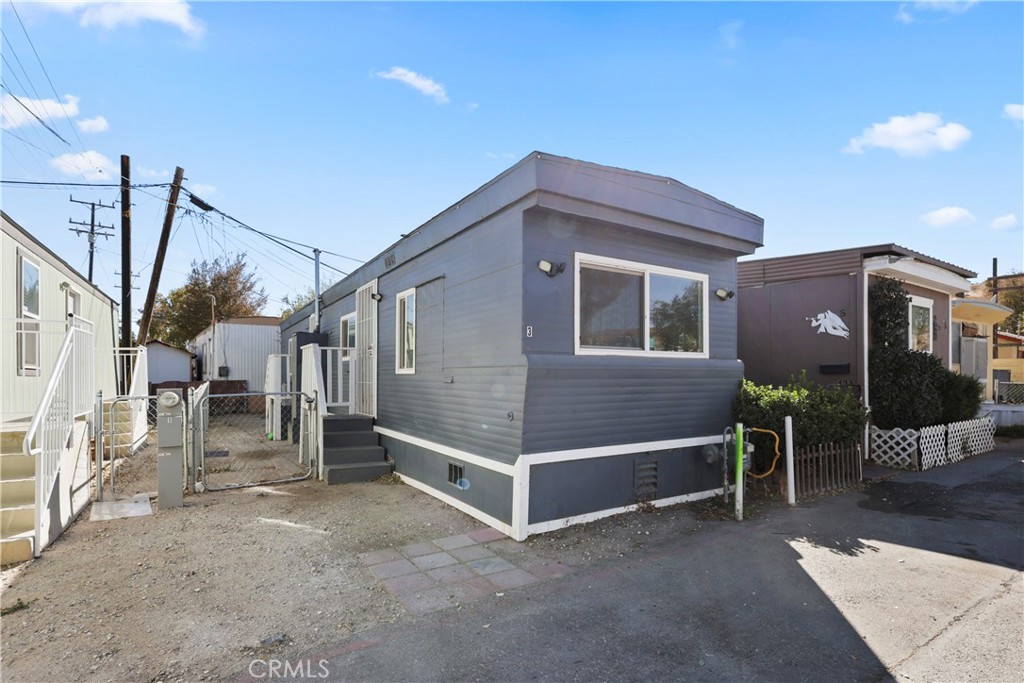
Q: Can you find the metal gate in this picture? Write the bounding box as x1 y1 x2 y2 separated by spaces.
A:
193 391 315 491
97 394 160 500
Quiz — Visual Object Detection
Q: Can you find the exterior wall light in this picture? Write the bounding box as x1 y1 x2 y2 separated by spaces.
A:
370 292 383 302
715 288 735 301
538 259 566 277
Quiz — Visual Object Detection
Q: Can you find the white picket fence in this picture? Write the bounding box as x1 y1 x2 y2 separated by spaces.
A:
870 417 996 470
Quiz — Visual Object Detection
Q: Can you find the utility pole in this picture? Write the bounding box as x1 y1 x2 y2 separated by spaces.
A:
68 196 115 282
137 166 184 346
120 154 132 349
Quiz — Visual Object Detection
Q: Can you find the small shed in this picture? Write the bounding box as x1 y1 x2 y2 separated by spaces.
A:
193 316 280 393
145 340 193 388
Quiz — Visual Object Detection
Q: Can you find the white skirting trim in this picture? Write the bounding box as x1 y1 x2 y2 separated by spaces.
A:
521 435 722 466
374 426 515 476
397 473 514 539
526 487 724 536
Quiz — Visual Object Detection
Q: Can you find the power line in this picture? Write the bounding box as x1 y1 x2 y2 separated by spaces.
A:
1 179 172 188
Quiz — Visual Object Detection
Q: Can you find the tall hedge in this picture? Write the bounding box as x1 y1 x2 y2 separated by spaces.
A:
868 277 983 429
734 375 869 460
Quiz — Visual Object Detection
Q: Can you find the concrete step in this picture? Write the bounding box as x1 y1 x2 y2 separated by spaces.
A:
0 455 34 479
324 462 392 485
323 446 387 466
0 506 34 536
1 430 28 456
0 478 35 508
0 532 33 566
324 431 379 448
322 416 374 433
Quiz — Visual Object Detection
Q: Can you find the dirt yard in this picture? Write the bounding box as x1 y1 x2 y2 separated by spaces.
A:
0 446 719 682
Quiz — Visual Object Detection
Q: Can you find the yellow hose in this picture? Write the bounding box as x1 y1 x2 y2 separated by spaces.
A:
745 427 781 479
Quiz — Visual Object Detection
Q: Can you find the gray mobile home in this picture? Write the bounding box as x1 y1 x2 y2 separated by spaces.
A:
282 152 764 539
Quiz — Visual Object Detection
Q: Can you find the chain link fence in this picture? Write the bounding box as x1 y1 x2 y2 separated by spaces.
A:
995 381 1024 404
102 395 159 497
197 392 312 491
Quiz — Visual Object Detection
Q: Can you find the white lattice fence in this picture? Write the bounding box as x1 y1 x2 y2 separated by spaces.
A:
872 417 997 472
967 417 996 454
918 425 948 470
870 427 918 469
947 421 971 463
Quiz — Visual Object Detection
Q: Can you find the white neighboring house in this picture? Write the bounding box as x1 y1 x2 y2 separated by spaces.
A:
145 340 194 388
1 210 121 564
192 316 280 392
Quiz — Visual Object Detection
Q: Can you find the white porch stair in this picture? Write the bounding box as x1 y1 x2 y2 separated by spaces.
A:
1 427 34 565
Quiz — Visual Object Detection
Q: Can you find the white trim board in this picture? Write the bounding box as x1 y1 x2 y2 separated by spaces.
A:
373 426 516 476
397 473 514 539
521 435 722 466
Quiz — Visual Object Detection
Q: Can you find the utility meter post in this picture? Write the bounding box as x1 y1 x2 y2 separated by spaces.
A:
156 391 185 509
735 422 744 521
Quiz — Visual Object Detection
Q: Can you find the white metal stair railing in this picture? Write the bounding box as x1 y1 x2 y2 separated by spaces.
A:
319 346 355 414
300 343 326 479
23 316 95 557
264 354 291 441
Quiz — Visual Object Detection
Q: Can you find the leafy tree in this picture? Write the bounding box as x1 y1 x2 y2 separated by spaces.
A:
650 287 702 352
279 278 338 320
148 253 267 348
988 273 1024 336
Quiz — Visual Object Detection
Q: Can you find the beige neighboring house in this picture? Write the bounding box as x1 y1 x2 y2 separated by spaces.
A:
1 210 121 564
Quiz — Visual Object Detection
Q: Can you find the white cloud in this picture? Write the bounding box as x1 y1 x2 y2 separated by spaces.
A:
485 152 516 160
138 166 168 179
41 1 204 39
1 93 80 130
191 183 217 197
990 214 1018 231
843 112 971 157
76 115 108 133
719 21 743 50
897 1 978 23
1003 104 1024 122
49 150 117 181
920 206 975 227
375 67 449 104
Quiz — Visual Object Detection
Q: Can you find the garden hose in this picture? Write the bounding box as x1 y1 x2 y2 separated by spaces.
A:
745 427 781 479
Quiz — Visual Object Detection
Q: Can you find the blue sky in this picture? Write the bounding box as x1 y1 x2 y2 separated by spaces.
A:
2 1 1021 326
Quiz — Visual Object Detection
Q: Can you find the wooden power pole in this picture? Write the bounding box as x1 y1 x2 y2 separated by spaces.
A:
136 166 184 346
68 196 115 282
120 155 132 349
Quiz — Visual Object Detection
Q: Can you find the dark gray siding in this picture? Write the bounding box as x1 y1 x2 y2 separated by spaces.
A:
382 436 513 523
738 274 861 389
375 208 527 465
528 446 720 524
520 209 744 454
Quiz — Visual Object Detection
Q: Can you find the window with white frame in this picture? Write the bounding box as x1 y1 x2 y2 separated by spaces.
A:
575 253 709 358
908 295 933 353
396 288 416 373
340 313 356 350
17 251 41 375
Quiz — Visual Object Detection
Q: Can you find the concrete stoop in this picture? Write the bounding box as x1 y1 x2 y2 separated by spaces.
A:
322 415 392 484
1 427 34 565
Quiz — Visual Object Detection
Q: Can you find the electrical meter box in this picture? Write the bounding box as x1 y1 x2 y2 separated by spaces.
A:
156 390 184 448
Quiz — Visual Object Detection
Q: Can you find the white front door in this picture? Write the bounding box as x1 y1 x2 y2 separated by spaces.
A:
355 280 378 417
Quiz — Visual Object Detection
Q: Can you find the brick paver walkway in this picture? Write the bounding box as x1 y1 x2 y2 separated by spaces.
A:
360 528 572 615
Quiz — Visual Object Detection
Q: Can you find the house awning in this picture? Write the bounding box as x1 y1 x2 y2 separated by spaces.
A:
952 299 1013 325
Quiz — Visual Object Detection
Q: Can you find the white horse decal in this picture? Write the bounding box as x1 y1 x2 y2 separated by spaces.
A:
807 310 850 339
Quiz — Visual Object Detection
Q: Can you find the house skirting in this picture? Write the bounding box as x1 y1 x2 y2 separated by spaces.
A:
376 428 724 541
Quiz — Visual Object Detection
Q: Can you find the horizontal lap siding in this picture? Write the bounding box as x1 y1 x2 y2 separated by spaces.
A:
522 357 742 453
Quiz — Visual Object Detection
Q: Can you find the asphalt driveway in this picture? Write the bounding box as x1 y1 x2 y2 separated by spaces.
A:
246 440 1023 683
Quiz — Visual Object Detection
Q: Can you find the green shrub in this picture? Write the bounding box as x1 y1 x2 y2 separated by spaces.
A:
869 347 947 429
941 372 983 424
734 375 869 461
869 277 910 349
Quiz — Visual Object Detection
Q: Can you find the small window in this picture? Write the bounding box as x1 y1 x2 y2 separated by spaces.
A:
67 289 82 318
340 314 356 350
575 253 709 358
396 288 416 373
909 295 933 354
17 252 40 375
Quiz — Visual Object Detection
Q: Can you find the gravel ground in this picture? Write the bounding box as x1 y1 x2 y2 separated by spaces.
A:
0 446 735 683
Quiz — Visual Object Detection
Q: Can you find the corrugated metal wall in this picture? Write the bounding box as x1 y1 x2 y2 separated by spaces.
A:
210 323 280 392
